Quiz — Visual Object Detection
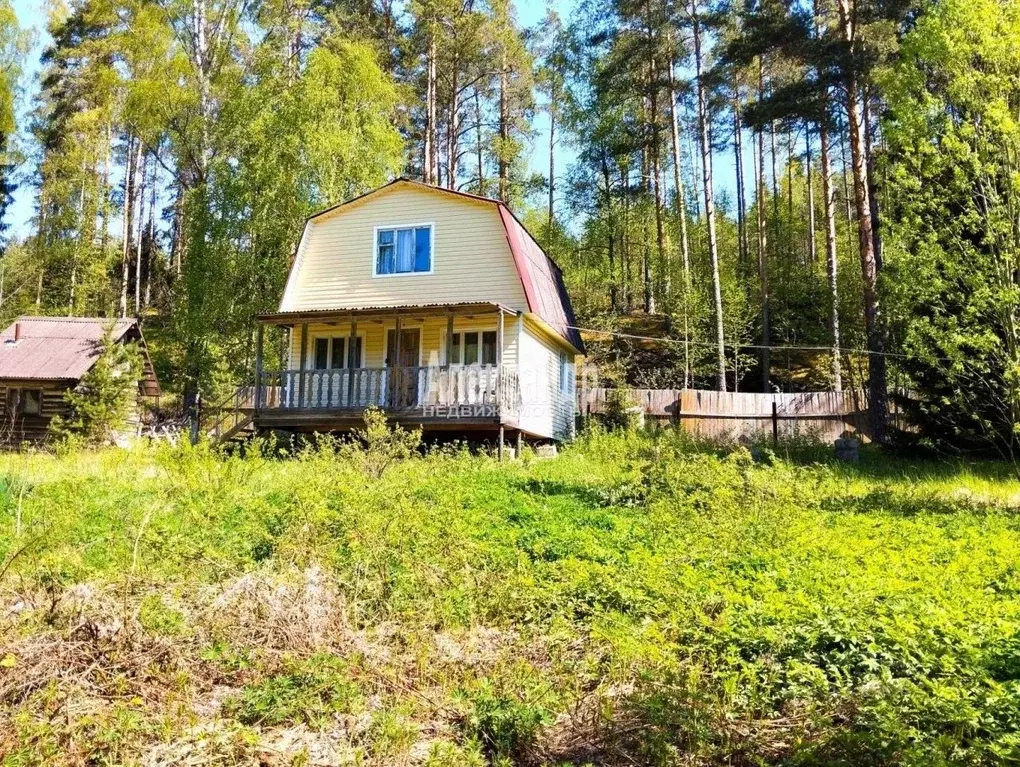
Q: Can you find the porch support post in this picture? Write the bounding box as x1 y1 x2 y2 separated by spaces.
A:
347 318 357 408
392 314 402 409
496 309 504 367
445 310 454 366
254 323 264 410
298 321 308 407
496 308 505 420
498 424 505 460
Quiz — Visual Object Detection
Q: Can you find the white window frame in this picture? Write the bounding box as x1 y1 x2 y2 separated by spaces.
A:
444 328 498 366
306 331 365 369
558 351 571 395
372 223 435 278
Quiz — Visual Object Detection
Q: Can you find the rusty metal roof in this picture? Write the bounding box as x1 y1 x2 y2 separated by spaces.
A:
0 317 138 381
257 301 512 324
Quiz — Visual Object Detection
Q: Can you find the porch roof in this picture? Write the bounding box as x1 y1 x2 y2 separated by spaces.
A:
257 301 515 326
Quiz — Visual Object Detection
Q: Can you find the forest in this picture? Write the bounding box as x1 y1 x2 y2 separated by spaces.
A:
0 0 1016 452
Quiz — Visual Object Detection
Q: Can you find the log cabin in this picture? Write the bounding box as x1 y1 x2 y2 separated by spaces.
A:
0 317 160 445
251 178 584 448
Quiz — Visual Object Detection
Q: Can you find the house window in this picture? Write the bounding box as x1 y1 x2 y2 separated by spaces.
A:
375 225 432 275
24 390 41 415
448 331 498 365
311 336 361 369
5 388 42 416
558 351 570 394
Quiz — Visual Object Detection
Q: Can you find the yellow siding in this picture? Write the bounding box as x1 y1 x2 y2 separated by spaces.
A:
517 321 576 441
281 186 529 313
288 314 517 370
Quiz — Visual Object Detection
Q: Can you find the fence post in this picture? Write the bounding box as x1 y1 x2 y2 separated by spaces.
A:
772 401 778 446
190 391 201 445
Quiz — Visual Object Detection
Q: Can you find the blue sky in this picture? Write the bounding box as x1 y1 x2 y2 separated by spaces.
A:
5 0 745 240
9 0 44 239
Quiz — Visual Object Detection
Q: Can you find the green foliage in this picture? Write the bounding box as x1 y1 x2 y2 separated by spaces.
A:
4 434 1020 763
882 0 1020 456
51 329 143 445
355 406 423 478
225 654 363 727
468 683 550 760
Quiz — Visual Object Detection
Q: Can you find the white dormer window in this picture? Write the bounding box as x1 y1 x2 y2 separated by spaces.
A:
374 224 433 276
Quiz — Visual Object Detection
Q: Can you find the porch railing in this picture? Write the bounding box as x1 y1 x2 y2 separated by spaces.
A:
257 365 520 418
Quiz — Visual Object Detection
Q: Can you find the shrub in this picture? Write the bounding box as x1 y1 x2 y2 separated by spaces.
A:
52 328 143 446
355 406 422 478
225 654 362 727
468 684 550 760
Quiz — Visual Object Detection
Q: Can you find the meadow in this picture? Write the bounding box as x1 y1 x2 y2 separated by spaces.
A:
2 428 1020 766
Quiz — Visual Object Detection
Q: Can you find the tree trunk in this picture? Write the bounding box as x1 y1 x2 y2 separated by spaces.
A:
474 88 485 195
170 179 185 279
601 154 617 312
134 150 148 316
621 164 632 310
649 59 668 304
805 120 817 263
733 80 748 267
120 134 137 318
145 161 156 309
819 100 842 390
424 28 438 185
756 60 771 391
693 5 726 390
498 53 510 203
863 89 883 270
667 53 692 387
548 89 555 235
770 120 780 248
69 168 88 316
446 51 460 189
98 122 112 293
787 130 795 241
642 137 655 315
837 0 887 441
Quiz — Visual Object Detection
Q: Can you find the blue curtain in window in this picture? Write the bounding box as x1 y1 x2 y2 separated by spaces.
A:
377 230 395 274
414 227 431 272
396 229 414 272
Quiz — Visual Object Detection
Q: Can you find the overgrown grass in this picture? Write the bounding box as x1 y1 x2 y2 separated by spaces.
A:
2 430 1020 765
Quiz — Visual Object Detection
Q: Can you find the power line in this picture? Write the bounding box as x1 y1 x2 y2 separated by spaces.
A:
568 324 960 365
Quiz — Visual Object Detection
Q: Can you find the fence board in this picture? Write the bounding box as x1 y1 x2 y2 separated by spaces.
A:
578 388 905 443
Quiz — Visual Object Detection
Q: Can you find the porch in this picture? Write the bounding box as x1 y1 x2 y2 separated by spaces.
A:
252 302 524 435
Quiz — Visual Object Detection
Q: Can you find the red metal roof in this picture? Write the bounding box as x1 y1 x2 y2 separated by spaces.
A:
497 207 584 352
0 317 137 380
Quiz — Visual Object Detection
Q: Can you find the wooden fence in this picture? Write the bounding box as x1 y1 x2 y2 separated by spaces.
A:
578 388 908 443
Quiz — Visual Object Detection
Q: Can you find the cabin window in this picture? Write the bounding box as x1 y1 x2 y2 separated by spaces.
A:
5 388 42 416
558 351 570 394
448 331 498 365
375 225 432 275
24 390 41 415
311 336 362 369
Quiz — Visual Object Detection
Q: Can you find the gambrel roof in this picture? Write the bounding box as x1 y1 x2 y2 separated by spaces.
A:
296 179 584 353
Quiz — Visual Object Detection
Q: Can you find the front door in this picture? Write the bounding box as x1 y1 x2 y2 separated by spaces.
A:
386 328 421 408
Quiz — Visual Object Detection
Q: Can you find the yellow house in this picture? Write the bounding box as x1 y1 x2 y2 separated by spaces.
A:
252 179 584 446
